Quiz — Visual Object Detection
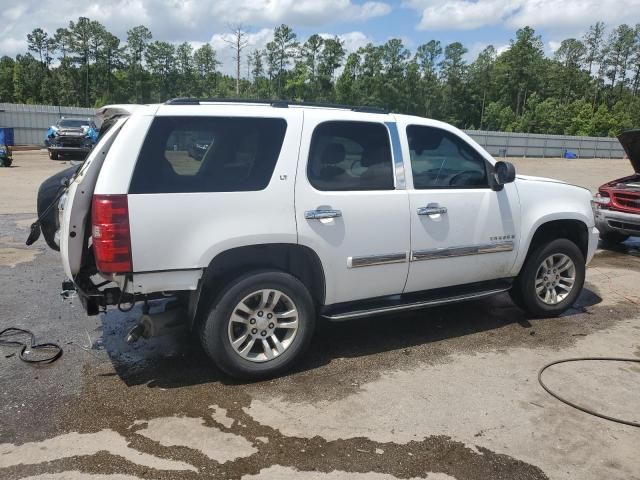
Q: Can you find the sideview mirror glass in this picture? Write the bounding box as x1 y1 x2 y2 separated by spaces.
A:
493 161 516 187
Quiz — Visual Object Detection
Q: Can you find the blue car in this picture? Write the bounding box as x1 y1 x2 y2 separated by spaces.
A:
45 117 98 160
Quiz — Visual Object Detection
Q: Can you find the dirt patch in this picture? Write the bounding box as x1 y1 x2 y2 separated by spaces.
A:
0 247 41 267
0 151 69 215
509 157 633 193
13 218 37 230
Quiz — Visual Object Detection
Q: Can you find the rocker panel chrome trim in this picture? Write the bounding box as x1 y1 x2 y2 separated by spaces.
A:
324 287 510 321
411 241 514 262
347 252 408 268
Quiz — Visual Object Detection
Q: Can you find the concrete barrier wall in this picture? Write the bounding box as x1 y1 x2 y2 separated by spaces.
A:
0 102 627 158
465 129 625 159
0 103 96 146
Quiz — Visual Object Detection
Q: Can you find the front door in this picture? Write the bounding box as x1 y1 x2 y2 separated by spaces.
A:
295 111 411 305
398 122 520 293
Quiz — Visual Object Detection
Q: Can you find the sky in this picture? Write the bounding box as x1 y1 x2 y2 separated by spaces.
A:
1 0 640 75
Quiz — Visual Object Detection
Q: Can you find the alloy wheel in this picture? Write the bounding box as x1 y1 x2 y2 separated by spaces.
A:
227 289 299 362
535 254 576 305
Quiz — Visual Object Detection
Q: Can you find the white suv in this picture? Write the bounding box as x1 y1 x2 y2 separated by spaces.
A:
35 99 599 379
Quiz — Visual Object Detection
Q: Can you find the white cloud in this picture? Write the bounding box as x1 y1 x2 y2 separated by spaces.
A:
355 1 393 20
0 0 391 57
506 0 640 31
403 0 640 33
205 0 390 26
0 37 27 56
210 28 273 76
406 0 520 31
464 41 509 62
547 40 561 53
496 44 510 55
320 31 374 53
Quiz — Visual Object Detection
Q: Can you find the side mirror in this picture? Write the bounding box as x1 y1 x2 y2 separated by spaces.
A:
492 161 516 190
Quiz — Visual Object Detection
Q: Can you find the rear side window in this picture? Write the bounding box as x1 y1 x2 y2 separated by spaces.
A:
307 121 394 191
407 125 488 189
129 116 287 193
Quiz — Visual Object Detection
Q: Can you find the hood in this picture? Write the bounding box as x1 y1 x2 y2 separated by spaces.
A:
516 174 567 185
617 129 640 173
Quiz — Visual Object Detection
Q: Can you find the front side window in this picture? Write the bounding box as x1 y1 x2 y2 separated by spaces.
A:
407 125 488 189
308 121 394 191
129 116 287 194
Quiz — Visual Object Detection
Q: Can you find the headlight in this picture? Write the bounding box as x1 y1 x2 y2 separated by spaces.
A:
591 193 610 216
592 193 610 207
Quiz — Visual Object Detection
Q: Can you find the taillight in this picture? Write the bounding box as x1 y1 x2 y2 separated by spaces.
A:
91 194 132 274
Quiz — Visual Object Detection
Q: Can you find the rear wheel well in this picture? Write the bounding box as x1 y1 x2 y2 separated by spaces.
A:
190 244 325 328
526 220 588 261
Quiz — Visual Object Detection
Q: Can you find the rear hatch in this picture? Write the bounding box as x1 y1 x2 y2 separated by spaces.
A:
59 107 138 279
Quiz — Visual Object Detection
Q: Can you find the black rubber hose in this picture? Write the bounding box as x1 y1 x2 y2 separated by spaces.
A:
0 327 63 365
538 357 640 428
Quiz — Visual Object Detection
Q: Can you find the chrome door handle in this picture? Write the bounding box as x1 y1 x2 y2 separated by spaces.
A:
305 209 342 220
417 203 447 216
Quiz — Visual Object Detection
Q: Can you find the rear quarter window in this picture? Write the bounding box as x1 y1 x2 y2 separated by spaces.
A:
129 116 287 194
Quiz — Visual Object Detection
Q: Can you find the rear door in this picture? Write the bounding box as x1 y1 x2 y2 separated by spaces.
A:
295 110 411 305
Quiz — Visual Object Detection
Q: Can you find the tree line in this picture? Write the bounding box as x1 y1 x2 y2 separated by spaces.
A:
1 18 640 137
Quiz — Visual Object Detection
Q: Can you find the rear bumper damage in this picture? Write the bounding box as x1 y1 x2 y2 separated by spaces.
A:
64 267 195 317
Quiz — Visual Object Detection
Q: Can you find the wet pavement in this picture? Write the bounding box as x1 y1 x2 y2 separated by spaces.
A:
1 152 640 480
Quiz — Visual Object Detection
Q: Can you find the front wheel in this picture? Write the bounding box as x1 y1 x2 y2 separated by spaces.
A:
48 150 59 160
512 238 585 317
199 271 316 380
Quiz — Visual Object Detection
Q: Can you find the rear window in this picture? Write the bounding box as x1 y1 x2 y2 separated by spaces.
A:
129 116 287 194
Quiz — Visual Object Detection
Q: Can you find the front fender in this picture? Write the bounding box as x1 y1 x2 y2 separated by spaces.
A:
512 179 594 274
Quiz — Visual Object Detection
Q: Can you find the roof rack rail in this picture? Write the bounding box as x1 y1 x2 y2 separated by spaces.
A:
164 97 388 114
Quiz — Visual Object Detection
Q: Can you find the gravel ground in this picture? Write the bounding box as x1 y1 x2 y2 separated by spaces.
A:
0 151 639 480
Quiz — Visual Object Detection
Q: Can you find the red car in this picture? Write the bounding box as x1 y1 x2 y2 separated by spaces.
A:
593 129 640 243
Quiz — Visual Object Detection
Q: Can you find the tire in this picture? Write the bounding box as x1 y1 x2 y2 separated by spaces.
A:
48 150 59 160
199 270 316 380
512 238 585 318
600 231 629 244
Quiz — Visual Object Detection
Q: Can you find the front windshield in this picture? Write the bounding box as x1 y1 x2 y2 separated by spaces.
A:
58 119 90 128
